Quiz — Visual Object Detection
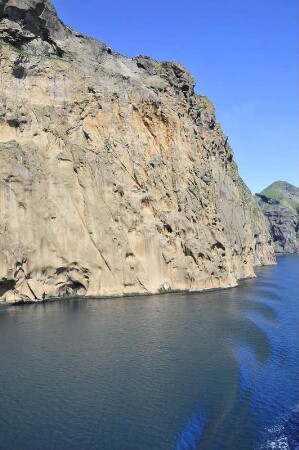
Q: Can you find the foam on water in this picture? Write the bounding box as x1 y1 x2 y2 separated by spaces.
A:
258 405 299 450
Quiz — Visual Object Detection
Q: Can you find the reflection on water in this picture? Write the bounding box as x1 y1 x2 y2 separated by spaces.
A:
0 255 298 450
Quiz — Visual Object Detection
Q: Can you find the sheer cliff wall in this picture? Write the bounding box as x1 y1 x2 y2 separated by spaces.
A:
0 0 275 302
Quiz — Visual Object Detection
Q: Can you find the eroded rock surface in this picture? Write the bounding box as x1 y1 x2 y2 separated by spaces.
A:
0 0 275 303
256 181 299 254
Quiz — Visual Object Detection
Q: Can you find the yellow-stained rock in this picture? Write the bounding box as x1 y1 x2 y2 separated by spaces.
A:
0 0 275 303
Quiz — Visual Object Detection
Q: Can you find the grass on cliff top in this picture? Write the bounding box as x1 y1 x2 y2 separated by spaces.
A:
259 181 299 212
0 42 68 65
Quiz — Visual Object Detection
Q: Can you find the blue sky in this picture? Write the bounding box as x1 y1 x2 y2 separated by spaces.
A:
52 0 298 193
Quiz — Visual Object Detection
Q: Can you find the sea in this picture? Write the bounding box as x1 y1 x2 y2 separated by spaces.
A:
0 254 298 449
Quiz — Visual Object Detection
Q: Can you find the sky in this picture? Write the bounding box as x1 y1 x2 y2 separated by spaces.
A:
52 0 298 194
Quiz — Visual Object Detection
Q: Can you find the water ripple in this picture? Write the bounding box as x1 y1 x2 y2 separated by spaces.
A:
0 255 298 450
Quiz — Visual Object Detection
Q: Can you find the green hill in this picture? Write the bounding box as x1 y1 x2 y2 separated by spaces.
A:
256 181 299 253
259 181 299 213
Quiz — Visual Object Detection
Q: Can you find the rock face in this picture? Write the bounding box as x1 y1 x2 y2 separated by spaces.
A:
0 0 275 303
256 181 299 254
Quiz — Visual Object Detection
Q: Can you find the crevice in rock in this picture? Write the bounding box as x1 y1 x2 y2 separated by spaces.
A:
211 241 225 251
12 64 26 79
182 243 198 265
164 224 173 233
26 278 38 300
0 279 16 297
58 280 87 297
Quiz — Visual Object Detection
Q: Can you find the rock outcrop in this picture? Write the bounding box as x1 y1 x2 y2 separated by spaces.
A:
256 181 299 254
0 0 275 303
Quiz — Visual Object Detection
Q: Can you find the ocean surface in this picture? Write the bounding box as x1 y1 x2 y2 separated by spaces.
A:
0 255 298 450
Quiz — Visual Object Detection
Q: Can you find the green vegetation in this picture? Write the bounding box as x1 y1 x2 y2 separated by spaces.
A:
192 206 201 214
123 292 147 297
158 287 183 294
157 283 184 294
260 181 288 199
1 42 27 56
104 138 113 152
158 285 171 293
1 42 67 65
259 181 299 213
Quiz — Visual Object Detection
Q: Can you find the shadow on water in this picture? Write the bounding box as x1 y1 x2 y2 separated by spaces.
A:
190 257 298 450
229 311 273 364
244 288 283 304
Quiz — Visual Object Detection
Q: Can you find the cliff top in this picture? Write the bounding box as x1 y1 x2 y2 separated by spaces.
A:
0 0 197 95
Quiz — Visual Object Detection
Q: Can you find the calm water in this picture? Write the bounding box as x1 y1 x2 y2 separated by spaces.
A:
0 255 298 450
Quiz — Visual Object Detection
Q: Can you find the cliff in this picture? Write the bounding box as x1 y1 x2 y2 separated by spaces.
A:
0 0 275 303
256 181 299 254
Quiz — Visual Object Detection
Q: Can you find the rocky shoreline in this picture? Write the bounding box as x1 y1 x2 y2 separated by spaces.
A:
0 281 241 306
